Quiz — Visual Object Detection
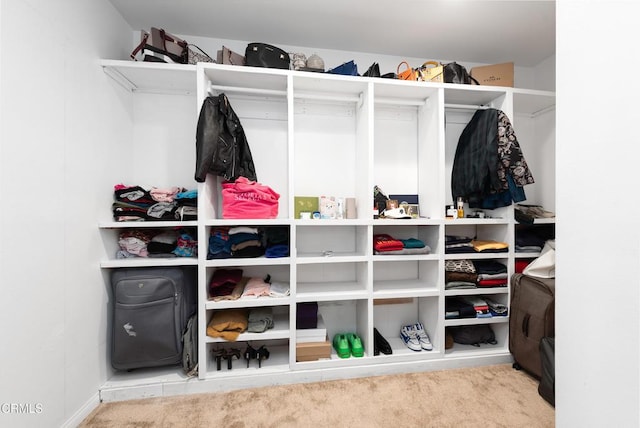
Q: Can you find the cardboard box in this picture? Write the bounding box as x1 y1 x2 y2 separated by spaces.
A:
296 341 332 362
470 62 514 87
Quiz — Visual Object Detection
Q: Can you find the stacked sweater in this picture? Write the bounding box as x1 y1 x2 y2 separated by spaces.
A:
444 259 508 289
473 259 508 288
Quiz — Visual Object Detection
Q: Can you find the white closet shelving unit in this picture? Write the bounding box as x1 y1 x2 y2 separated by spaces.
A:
98 59 555 400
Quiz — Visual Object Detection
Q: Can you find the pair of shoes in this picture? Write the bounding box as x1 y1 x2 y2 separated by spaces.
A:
400 323 433 351
333 333 364 358
243 344 270 368
212 347 241 370
373 328 392 355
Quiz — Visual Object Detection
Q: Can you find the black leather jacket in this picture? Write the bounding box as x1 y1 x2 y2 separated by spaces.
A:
194 94 257 183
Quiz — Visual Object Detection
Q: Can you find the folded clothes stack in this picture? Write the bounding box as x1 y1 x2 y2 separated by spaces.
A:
264 226 290 258
208 226 291 259
208 268 290 301
445 235 508 254
229 226 264 258
472 259 508 287
112 184 197 222
116 227 197 259
445 259 477 289
514 204 555 224
373 234 431 255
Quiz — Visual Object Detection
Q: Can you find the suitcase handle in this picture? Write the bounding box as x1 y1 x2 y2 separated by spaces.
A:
522 314 530 337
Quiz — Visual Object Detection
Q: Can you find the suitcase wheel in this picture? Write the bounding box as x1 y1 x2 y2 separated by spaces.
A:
513 362 522 371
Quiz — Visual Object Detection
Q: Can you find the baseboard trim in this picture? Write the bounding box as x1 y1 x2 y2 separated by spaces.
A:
61 392 100 428
99 353 513 402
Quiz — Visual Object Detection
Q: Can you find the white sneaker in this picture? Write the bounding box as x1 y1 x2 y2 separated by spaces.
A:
414 322 433 351
400 325 422 351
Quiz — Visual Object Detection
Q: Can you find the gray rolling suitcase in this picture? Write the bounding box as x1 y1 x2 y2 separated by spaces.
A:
111 267 197 370
509 273 555 378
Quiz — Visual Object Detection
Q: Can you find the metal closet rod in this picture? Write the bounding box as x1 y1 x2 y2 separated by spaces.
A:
207 84 364 105
294 92 362 104
375 97 427 106
444 103 491 110
208 84 287 97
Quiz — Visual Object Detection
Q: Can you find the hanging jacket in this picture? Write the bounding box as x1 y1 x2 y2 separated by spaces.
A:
194 94 257 183
451 108 533 209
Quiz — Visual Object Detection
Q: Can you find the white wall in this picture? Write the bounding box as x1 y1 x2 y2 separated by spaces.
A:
0 1 131 427
556 2 640 427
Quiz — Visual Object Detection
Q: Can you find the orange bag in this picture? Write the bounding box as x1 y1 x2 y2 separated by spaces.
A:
397 61 418 81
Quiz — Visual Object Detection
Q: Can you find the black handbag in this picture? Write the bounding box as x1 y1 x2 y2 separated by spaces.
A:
443 62 479 85
245 43 290 69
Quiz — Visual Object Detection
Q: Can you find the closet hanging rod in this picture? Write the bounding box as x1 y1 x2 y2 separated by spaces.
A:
294 92 362 104
208 84 287 97
444 103 491 110
531 104 556 118
375 97 427 106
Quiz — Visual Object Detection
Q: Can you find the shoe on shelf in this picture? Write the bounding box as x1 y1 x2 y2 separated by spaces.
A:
400 325 422 352
373 328 392 355
414 322 433 351
333 333 350 359
346 332 364 357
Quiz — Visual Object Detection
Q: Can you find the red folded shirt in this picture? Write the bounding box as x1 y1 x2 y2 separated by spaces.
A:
373 234 404 252
477 279 507 287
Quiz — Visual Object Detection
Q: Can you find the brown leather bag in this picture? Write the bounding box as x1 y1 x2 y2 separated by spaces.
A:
216 46 245 66
130 28 188 64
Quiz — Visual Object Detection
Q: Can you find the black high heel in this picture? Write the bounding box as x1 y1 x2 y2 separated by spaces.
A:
225 348 241 370
255 345 270 368
212 348 225 371
244 343 257 368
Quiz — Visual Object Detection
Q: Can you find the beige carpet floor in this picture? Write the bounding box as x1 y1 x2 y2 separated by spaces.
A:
80 364 554 428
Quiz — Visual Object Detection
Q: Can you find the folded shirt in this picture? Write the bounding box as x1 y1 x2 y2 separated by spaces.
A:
477 279 508 287
471 240 509 252
445 259 476 273
375 246 431 255
445 281 477 290
472 260 508 274
400 238 426 248
483 296 508 316
269 281 290 297
242 277 271 298
373 234 404 252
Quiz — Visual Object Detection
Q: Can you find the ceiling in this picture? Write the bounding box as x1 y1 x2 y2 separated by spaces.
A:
108 0 556 67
